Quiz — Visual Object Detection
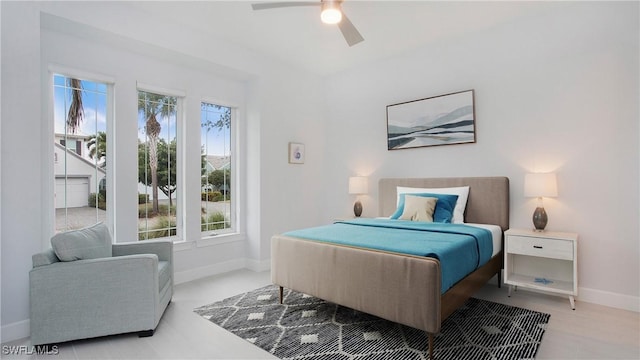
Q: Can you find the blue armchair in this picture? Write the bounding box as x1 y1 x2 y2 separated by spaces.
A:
29 223 173 345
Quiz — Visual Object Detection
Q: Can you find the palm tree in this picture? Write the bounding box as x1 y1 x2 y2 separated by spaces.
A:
87 131 107 168
66 78 84 134
138 92 176 214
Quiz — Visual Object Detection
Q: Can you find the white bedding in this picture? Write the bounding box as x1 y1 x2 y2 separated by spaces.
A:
466 223 503 257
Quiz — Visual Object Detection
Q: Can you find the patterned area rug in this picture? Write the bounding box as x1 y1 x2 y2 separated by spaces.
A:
194 285 550 360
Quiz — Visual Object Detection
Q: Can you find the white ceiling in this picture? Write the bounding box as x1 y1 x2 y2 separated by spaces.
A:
126 1 565 76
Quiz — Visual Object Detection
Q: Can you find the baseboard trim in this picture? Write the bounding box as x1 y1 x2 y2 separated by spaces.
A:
1 319 30 344
244 258 271 272
173 257 271 285
578 286 639 312
174 258 246 285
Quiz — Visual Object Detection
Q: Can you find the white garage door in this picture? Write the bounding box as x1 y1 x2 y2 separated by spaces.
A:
55 177 89 209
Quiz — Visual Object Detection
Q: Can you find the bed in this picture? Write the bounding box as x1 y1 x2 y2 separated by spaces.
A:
271 177 509 358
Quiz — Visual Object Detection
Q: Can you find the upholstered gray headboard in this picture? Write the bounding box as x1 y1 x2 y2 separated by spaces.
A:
379 177 510 231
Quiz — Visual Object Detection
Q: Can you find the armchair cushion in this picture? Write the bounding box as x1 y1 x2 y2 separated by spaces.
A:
51 222 112 261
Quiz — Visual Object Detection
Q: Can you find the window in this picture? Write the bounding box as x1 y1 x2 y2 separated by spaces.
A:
137 90 179 241
53 75 108 232
201 102 233 236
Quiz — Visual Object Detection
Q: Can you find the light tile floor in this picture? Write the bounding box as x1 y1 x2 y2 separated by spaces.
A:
3 269 639 359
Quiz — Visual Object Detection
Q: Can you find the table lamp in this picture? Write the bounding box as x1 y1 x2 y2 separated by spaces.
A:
524 173 557 231
348 176 368 217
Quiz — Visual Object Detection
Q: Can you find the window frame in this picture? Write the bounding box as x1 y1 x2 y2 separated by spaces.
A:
197 98 243 247
44 69 245 249
44 66 116 248
200 101 235 239
136 84 185 243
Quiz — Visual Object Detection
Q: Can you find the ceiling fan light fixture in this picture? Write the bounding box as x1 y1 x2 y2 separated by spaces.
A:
321 1 342 24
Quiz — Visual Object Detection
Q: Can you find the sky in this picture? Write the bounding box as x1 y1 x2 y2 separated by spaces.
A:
53 74 107 136
54 75 231 156
200 103 231 157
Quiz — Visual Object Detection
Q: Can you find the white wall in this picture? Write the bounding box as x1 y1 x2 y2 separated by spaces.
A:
1 1 44 341
322 2 639 310
1 2 327 342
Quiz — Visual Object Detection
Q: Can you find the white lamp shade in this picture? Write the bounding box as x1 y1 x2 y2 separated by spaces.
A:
348 176 368 195
524 173 558 198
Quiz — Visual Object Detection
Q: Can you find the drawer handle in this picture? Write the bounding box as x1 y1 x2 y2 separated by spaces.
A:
533 245 543 249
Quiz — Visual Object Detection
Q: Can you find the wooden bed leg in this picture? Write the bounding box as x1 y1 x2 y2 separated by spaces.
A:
279 286 284 304
428 332 434 360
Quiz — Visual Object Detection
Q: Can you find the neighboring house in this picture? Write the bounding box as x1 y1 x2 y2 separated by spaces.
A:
204 155 231 173
54 133 92 160
54 142 106 209
202 155 231 192
201 184 214 192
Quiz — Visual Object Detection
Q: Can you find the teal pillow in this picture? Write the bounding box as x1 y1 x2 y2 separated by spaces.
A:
391 193 459 223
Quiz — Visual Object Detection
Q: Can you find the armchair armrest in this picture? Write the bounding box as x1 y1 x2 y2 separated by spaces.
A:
30 255 160 303
112 239 172 262
32 248 60 267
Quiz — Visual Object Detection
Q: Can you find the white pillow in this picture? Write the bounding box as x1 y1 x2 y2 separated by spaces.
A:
396 186 470 224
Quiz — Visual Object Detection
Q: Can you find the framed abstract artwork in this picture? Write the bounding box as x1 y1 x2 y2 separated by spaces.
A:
386 89 476 150
288 142 305 164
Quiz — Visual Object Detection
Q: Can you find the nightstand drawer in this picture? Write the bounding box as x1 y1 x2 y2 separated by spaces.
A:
508 235 573 260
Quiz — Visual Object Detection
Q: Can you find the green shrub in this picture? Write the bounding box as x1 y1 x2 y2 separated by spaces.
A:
201 191 229 202
201 211 229 231
88 193 107 210
138 203 175 218
210 191 223 202
138 204 152 218
138 193 149 204
138 216 176 240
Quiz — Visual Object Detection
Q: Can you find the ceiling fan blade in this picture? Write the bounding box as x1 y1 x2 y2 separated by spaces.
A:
251 2 320 11
337 13 364 46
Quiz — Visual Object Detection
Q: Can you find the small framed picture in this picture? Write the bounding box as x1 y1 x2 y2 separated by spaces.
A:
288 142 305 164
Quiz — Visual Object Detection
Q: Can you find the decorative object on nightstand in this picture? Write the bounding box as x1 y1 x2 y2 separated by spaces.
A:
504 228 578 309
348 176 368 217
524 172 557 231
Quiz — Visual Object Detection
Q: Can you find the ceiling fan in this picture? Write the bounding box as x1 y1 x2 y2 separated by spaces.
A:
251 0 364 47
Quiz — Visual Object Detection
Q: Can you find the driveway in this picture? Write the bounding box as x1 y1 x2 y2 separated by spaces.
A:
56 207 106 233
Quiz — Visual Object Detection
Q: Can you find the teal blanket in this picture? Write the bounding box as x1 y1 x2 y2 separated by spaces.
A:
283 218 493 293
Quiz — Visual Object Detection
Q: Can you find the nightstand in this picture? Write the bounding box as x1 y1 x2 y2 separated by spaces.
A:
504 228 578 309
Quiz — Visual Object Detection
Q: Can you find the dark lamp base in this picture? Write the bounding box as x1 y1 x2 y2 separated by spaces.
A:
532 206 548 231
353 201 363 217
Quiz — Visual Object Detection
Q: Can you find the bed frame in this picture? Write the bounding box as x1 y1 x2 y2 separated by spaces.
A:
271 177 509 359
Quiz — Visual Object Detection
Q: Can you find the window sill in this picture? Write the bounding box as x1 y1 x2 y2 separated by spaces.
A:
197 232 245 248
173 241 194 252
171 233 245 252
